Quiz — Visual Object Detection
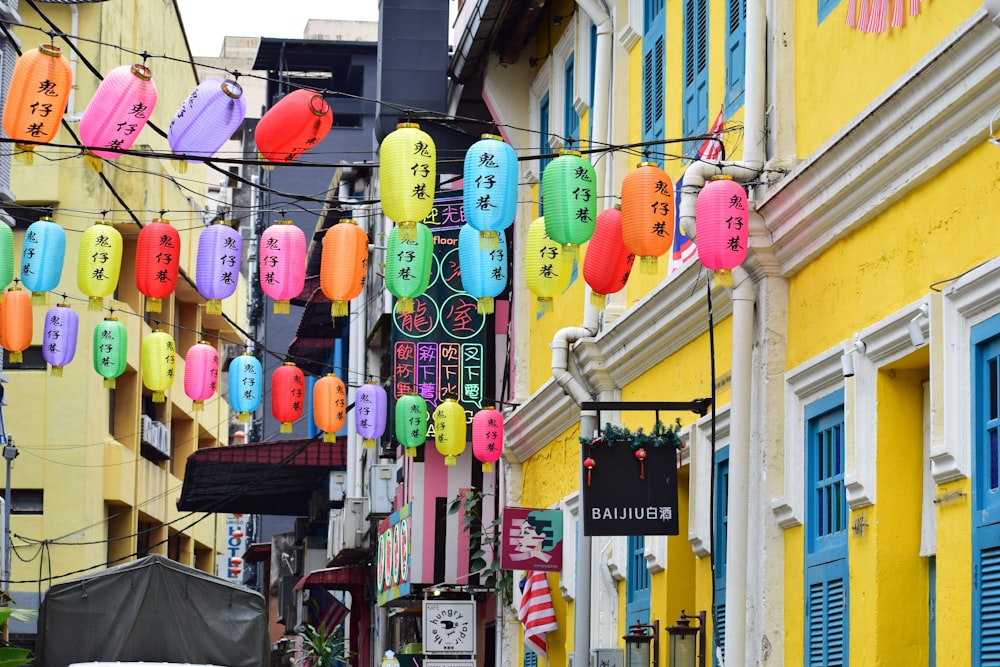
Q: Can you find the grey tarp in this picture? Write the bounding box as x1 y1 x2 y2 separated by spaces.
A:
35 554 268 667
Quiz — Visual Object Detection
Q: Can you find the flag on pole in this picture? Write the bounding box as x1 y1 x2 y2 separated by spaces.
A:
305 585 349 636
668 106 726 274
518 570 558 659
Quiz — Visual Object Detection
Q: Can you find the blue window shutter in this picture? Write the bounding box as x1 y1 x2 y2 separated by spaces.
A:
973 315 1000 525
805 390 847 558
683 0 709 152
626 535 651 628
641 3 666 165
725 0 746 110
806 559 848 665
975 526 1000 662
564 53 578 149
818 0 839 24
713 447 730 666
523 650 539 667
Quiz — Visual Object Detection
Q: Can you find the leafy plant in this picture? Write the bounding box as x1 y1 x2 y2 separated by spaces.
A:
0 607 31 667
448 487 513 608
297 623 353 667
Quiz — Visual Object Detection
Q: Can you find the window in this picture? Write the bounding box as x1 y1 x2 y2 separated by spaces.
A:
682 0 709 154
523 651 538 667
641 0 666 165
11 489 43 514
725 0 746 111
2 346 46 370
589 22 597 141
564 54 578 149
818 0 839 24
713 447 729 666
626 535 651 628
539 93 551 175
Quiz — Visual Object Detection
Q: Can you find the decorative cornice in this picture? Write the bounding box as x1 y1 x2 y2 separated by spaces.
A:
506 378 579 462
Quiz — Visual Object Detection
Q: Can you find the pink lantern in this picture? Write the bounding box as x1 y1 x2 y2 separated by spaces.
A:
78 63 158 161
695 176 749 284
355 382 387 449
184 341 219 411
472 407 504 472
42 303 78 377
259 220 306 314
196 222 242 314
168 79 247 161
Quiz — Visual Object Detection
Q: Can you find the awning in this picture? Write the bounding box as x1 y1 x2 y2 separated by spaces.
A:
177 437 345 516
242 542 271 564
293 565 367 591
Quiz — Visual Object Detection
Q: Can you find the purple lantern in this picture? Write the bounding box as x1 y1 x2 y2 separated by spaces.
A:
42 303 78 377
355 382 387 449
168 78 247 161
196 222 242 314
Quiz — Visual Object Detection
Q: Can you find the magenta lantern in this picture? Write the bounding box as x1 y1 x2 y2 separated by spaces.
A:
78 63 157 161
355 382 387 449
259 220 306 314
472 406 504 472
41 303 78 377
196 222 242 314
695 176 749 285
168 79 247 161
184 341 219 411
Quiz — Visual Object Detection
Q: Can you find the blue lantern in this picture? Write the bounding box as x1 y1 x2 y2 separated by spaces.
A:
21 217 65 304
463 134 517 250
459 222 508 315
229 353 262 424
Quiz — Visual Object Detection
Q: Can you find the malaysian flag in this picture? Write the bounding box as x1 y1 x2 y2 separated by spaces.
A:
518 570 558 659
305 585 349 636
668 106 726 274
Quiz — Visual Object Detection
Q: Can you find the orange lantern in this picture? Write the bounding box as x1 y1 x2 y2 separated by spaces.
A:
320 220 368 318
2 43 73 163
272 362 305 434
620 162 674 274
313 374 347 442
135 219 180 313
0 287 32 363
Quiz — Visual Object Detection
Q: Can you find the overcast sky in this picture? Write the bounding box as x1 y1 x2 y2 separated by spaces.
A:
176 0 380 56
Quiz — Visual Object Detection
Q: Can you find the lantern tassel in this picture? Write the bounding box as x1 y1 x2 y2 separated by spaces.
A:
639 255 659 275
363 437 375 449
587 469 592 486
31 292 47 306
590 292 607 309
88 296 103 311
891 0 904 26
104 377 116 389
562 244 578 263
9 351 22 364
482 462 494 473
273 300 290 314
83 152 103 172
405 447 416 457
239 411 251 424
846 0 857 26
14 145 35 166
640 460 645 480
713 269 733 289
331 301 349 318
280 421 292 434
50 366 63 378
398 221 417 242
537 297 553 315
444 455 457 467
324 432 336 443
206 299 222 315
153 390 165 403
477 297 495 315
146 297 162 313
257 153 275 170
171 159 188 175
397 297 414 314
192 400 204 412
479 230 499 251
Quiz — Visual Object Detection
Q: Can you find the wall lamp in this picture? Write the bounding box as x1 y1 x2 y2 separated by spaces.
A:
665 610 706 667
841 339 866 378
908 304 929 347
623 619 659 667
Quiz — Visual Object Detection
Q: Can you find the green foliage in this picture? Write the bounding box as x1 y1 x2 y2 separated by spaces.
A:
579 418 683 450
297 624 353 667
0 607 32 667
448 487 514 608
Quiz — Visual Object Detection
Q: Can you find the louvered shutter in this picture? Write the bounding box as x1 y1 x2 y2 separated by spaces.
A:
641 0 666 165
682 0 710 144
977 542 1000 662
725 0 746 109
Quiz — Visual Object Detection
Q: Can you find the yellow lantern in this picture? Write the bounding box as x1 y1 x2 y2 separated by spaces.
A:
77 221 123 311
525 216 572 315
379 122 436 241
141 329 176 403
433 398 467 466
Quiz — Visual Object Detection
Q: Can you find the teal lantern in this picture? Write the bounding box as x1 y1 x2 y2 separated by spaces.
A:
229 353 262 423
541 150 597 258
385 222 433 314
458 222 507 315
395 393 428 457
93 318 127 389
21 216 65 305
463 134 517 250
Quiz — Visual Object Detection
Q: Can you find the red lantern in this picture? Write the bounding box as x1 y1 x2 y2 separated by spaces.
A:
0 287 32 363
320 220 368 318
620 162 674 273
472 407 504 472
259 220 306 314
255 89 333 164
184 342 219 411
2 43 73 163
313 374 347 442
583 206 635 309
695 176 749 285
272 363 305 433
135 219 180 313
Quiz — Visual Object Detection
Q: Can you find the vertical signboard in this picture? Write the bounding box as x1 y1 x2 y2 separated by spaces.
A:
216 513 248 582
377 504 412 605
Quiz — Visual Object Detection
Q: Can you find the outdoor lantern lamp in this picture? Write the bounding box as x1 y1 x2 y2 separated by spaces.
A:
623 619 659 667
665 610 706 667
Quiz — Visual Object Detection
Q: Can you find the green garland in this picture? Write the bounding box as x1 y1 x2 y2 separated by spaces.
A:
580 418 683 450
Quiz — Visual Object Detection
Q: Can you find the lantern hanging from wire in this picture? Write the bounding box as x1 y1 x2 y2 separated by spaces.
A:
433 398 467 466
0 287 31 363
42 302 78 377
463 134 517 250
620 162 674 274
355 382 387 449
2 43 73 164
272 362 305 434
583 206 635 309
135 219 180 313
320 219 368 318
259 220 306 314
695 175 749 287
168 78 247 162
78 63 158 163
472 406 504 472
525 216 572 315
385 222 433 314
77 220 123 311
93 317 127 389
141 329 175 403
313 374 347 442
458 221 507 315
255 88 333 164
184 341 219 411
541 150 597 258
380 122 436 241
21 216 65 305
196 221 242 315
0 222 14 293
395 393 428 457
229 353 262 423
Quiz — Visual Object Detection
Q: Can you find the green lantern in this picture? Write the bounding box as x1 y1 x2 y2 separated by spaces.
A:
0 222 12 292
385 222 433 314
396 393 428 457
541 150 597 259
93 318 127 389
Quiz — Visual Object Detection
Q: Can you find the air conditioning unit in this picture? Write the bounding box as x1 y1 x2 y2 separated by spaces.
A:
309 489 330 524
368 464 396 516
328 498 369 558
140 415 154 447
155 421 171 457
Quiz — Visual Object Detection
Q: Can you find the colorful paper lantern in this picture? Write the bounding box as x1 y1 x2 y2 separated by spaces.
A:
433 398 467 466
541 150 597 257
463 134 517 249
196 221 242 315
0 287 31 363
355 382 388 449
620 162 674 274
21 216 65 305
583 206 635 309
42 302 78 377
255 89 333 164
259 220 306 314
320 220 368 318
184 341 219 411
141 329 175 403
395 393 428 457
229 353 262 423
93 318 127 389
313 374 347 442
271 362 305 433
472 406 504 472
458 221 508 315
2 43 73 162
384 222 433 314
380 122 436 240
77 221 123 311
135 219 180 313
695 176 749 286
525 216 572 315
78 63 158 161
168 78 247 161
0 223 14 292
